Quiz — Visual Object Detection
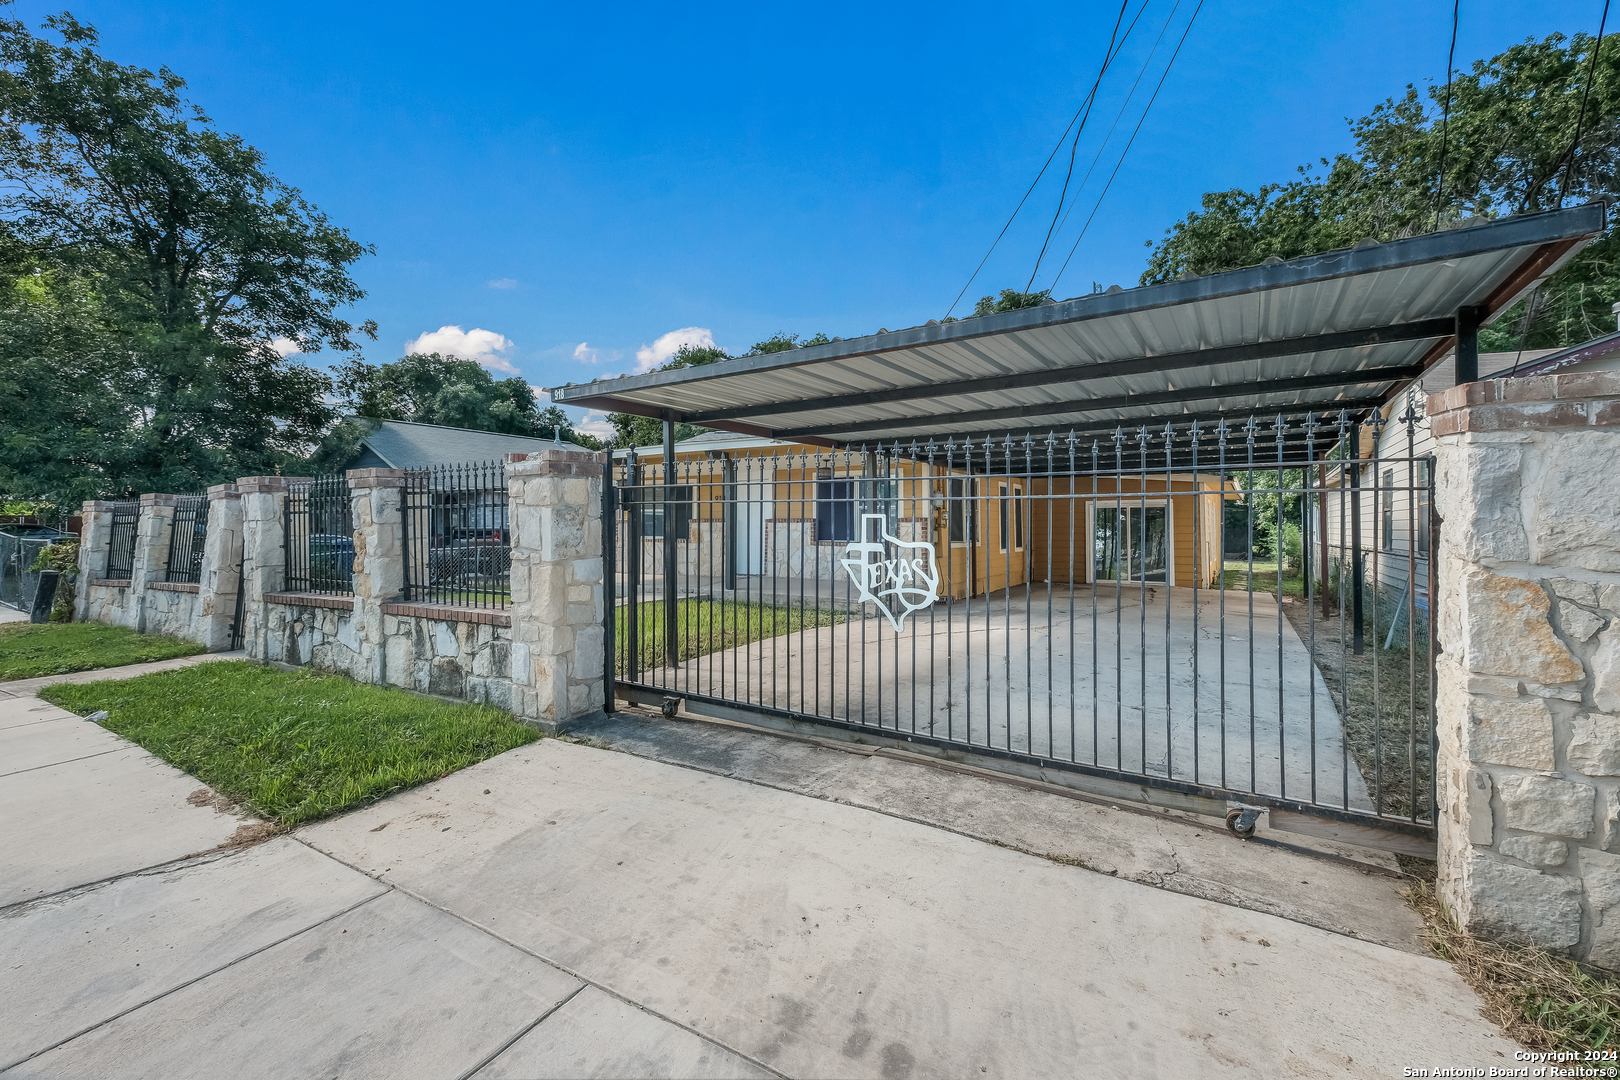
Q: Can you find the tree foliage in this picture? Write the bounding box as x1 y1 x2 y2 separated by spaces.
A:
1142 32 1619 349
0 9 374 501
604 333 828 448
973 288 1051 317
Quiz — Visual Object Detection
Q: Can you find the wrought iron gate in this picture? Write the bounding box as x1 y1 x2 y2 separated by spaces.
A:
605 410 1438 840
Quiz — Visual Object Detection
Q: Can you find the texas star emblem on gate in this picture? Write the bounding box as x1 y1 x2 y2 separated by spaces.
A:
840 514 940 633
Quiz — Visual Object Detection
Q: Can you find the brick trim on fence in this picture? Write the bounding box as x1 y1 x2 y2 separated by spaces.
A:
88 578 132 588
504 449 606 477
1427 370 1620 435
235 476 311 495
148 581 200 594
379 601 512 627
264 591 355 611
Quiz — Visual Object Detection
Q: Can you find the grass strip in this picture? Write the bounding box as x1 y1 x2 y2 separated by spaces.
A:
616 598 845 673
39 661 539 826
0 622 205 681
1404 868 1620 1053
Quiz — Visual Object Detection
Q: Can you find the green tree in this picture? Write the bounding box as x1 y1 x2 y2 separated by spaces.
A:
749 331 832 354
325 352 602 454
0 9 375 498
973 288 1051 317
1142 32 1619 349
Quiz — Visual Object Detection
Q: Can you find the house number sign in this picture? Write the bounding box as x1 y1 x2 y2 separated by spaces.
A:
840 514 940 633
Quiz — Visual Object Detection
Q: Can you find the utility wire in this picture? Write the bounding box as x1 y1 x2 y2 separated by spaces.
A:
1026 0 1155 290
1049 0 1206 294
1048 0 1186 252
1432 0 1460 232
1558 0 1612 204
944 0 1135 319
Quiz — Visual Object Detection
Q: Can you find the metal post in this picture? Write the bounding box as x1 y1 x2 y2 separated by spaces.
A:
663 419 679 668
722 455 737 592
1318 456 1331 619
626 451 642 682
1350 460 1365 655
1454 305 1482 385
602 467 617 712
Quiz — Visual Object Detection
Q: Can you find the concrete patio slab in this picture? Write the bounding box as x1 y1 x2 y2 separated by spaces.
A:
0 650 239 699
301 740 1514 1079
474 987 773 1080
0 837 386 1070
0 712 124 776
0 745 242 907
7 890 586 1080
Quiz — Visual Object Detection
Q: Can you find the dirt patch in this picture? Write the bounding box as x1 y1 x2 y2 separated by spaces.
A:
214 821 282 852
186 787 237 813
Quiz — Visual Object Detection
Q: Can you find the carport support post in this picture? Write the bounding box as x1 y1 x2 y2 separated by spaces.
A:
506 448 607 731
235 476 304 662
194 484 244 650
1350 465 1365 655
663 419 678 667
1454 305 1482 385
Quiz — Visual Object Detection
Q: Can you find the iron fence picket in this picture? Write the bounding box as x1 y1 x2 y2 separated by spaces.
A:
285 476 353 595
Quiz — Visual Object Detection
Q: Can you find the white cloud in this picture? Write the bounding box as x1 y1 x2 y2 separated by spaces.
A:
404 325 519 374
634 327 717 373
268 336 302 358
572 341 622 366
575 411 617 440
488 278 518 290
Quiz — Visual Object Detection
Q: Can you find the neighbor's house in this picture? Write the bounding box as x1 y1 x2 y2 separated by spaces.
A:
616 429 1232 599
336 417 590 471
1323 330 1620 625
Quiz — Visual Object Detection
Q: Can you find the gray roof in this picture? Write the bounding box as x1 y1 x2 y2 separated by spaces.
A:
349 418 585 468
551 204 1604 451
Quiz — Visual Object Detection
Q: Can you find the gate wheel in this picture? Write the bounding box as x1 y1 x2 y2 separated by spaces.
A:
660 697 680 719
1225 807 1260 839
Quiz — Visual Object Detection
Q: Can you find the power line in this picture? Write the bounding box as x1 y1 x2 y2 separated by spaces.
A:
1558 0 1612 204
944 0 1135 319
1047 0 1186 256
1026 0 1156 290
1048 0 1206 294
1432 0 1460 232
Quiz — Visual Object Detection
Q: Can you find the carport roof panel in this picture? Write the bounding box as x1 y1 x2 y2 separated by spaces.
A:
550 205 1604 441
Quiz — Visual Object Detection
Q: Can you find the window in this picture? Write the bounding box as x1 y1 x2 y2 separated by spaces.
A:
633 485 694 539
998 484 1023 552
816 479 855 542
1381 470 1394 551
947 478 975 543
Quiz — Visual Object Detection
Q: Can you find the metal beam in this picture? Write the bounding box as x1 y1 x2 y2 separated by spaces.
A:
682 319 1454 424
777 369 1420 439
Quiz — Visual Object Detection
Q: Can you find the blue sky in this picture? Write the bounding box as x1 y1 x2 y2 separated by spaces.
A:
20 0 1598 437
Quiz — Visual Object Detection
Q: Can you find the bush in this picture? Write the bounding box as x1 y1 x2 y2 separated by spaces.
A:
1280 523 1303 576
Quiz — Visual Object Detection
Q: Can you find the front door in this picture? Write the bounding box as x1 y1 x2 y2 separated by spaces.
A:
1092 504 1169 583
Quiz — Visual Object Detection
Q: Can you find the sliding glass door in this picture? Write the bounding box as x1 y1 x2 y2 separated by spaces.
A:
1093 504 1169 583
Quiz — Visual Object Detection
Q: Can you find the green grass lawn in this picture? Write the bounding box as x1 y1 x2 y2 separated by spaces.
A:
616 598 845 672
0 622 206 681
39 661 539 826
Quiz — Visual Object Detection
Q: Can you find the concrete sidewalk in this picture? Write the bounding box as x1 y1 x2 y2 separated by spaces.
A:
3 666 1519 1078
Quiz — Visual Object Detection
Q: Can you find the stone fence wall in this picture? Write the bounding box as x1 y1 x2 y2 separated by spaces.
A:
1430 371 1620 965
75 448 607 733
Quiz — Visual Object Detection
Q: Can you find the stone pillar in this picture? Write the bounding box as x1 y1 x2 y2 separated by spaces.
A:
237 476 306 661
506 448 606 731
74 501 118 622
348 468 408 684
194 484 244 650
1430 371 1620 965
127 493 177 632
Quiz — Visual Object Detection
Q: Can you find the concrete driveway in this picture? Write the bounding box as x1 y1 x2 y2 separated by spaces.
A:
4 670 1517 1078
640 583 1372 810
